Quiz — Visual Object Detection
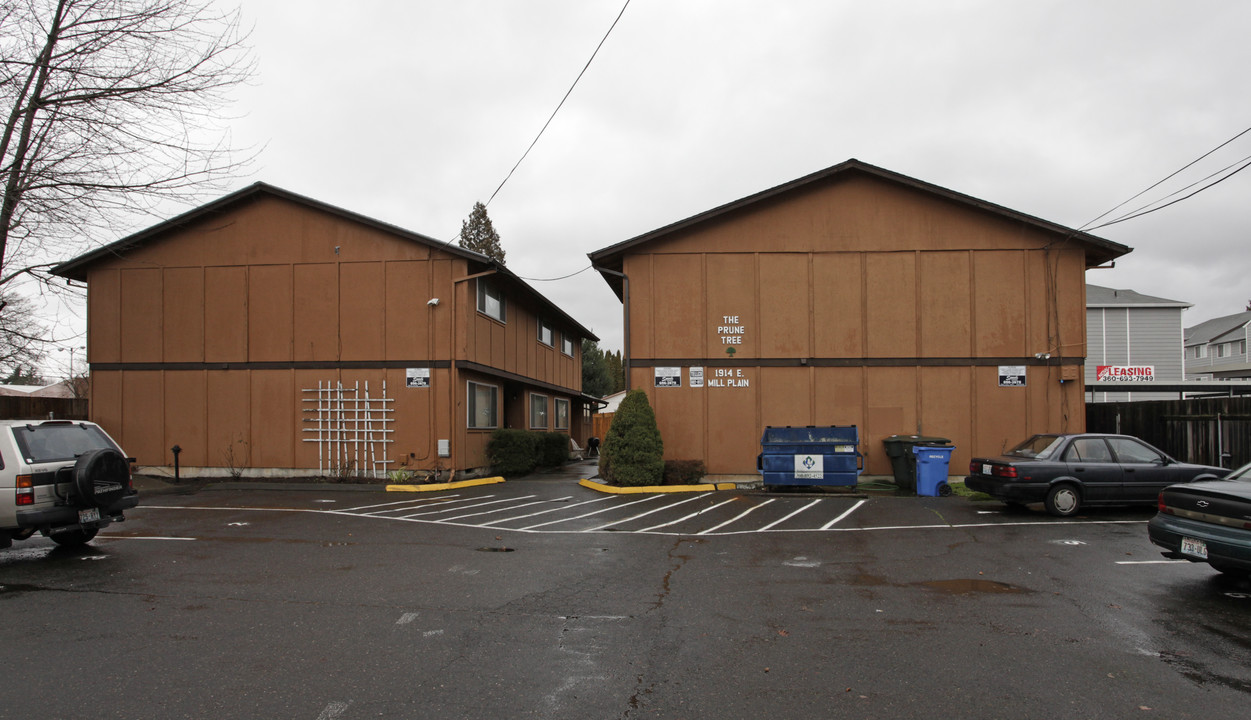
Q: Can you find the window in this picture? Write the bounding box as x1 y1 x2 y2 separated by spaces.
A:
467 382 498 429
537 319 554 347
477 279 505 322
561 333 574 357
1195 345 1207 359
1218 343 1229 358
1241 340 1247 355
530 393 549 429
1063 438 1112 463
1108 437 1163 464
554 398 570 430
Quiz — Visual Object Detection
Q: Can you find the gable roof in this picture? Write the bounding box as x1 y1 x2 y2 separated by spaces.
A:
1086 284 1190 308
51 182 597 341
589 159 1131 299
1185 311 1251 346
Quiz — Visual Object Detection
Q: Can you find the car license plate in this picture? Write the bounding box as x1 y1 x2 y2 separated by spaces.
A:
78 507 100 524
982 464 992 475
1181 537 1208 559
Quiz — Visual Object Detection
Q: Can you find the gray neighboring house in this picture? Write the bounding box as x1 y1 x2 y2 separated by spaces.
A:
1086 284 1191 402
1185 311 1251 380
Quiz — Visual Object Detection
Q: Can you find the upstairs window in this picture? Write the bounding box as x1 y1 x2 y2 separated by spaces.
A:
477 279 506 322
561 333 574 356
537 319 554 347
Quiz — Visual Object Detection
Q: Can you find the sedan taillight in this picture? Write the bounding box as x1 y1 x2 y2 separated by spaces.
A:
992 465 1018 479
15 474 34 506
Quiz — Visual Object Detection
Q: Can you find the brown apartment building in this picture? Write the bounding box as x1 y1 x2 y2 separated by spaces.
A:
52 183 597 479
589 160 1131 478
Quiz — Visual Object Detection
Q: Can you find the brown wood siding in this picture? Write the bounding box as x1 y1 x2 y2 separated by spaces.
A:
617 172 1090 475
81 193 587 475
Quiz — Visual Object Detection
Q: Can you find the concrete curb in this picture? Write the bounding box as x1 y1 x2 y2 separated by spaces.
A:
578 478 739 494
387 476 506 493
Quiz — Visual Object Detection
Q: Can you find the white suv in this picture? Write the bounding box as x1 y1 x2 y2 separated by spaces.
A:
0 419 139 549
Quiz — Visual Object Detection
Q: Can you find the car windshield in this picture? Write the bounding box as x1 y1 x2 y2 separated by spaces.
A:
11 422 118 464
1004 434 1064 459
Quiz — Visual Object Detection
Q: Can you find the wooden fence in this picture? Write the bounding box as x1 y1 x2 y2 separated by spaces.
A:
1086 397 1251 469
0 396 88 421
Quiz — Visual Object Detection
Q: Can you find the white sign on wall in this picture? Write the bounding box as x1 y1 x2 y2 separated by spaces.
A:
689 367 704 388
998 366 1027 387
405 368 431 388
655 367 681 387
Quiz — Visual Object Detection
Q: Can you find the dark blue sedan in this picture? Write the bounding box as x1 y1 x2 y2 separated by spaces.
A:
964 433 1227 517
1149 462 1251 576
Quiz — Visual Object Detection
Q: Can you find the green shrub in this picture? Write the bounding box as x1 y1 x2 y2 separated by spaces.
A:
538 432 571 468
487 429 538 476
599 389 664 486
663 459 706 485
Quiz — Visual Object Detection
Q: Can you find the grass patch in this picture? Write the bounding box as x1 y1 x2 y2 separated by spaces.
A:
948 480 993 501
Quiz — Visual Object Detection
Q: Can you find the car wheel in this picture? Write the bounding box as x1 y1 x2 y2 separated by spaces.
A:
72 448 130 509
1044 484 1081 517
51 528 98 547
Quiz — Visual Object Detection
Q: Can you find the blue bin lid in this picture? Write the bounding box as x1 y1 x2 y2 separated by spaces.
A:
761 425 859 444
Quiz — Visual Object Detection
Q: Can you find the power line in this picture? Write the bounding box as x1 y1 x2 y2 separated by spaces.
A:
484 0 632 209
1086 154 1251 231
1078 124 1251 232
516 264 594 282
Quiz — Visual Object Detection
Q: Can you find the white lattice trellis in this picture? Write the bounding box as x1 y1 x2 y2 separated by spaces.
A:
301 380 394 478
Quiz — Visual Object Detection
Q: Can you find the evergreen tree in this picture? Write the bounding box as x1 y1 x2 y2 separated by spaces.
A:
582 339 613 397
458 201 506 264
603 349 625 393
598 389 663 486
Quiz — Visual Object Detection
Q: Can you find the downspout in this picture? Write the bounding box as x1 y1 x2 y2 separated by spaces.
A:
594 266 630 392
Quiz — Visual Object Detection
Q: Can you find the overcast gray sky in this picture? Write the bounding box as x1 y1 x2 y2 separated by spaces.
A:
42 0 1251 366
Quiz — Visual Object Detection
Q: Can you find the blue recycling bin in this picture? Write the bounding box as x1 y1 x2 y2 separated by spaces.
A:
757 426 863 487
912 445 956 497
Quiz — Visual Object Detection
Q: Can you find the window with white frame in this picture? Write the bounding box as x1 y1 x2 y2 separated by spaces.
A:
477 279 506 322
467 382 499 429
1218 343 1229 358
1196 345 1207 359
530 393 549 429
561 333 574 356
554 397 569 430
537 319 554 347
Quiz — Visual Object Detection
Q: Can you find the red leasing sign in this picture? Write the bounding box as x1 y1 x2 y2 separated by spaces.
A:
1096 365 1155 382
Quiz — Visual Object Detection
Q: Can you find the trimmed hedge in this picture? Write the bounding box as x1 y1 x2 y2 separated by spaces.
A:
663 459 706 485
487 429 538 476
599 389 664 486
487 429 572 477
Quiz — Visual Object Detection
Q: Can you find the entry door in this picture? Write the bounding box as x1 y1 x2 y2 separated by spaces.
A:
1107 437 1176 502
1062 437 1121 501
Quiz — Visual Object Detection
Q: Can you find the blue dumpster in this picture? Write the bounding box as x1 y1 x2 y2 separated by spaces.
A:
912 445 956 497
757 426 863 487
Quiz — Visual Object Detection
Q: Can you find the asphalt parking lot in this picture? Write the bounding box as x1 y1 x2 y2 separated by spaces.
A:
2 462 1250 719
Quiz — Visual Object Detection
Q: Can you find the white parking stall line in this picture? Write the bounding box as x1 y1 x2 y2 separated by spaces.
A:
399 496 529 519
636 497 739 532
583 493 711 532
368 497 482 516
480 496 611 526
1116 560 1190 565
697 498 776 535
439 498 565 522
342 496 462 513
759 498 823 531
819 499 867 530
518 494 665 530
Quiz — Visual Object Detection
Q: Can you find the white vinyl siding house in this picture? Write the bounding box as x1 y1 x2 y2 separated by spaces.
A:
1086 285 1190 402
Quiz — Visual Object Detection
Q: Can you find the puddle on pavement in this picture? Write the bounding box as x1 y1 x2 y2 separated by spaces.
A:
476 547 515 552
917 579 1027 595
